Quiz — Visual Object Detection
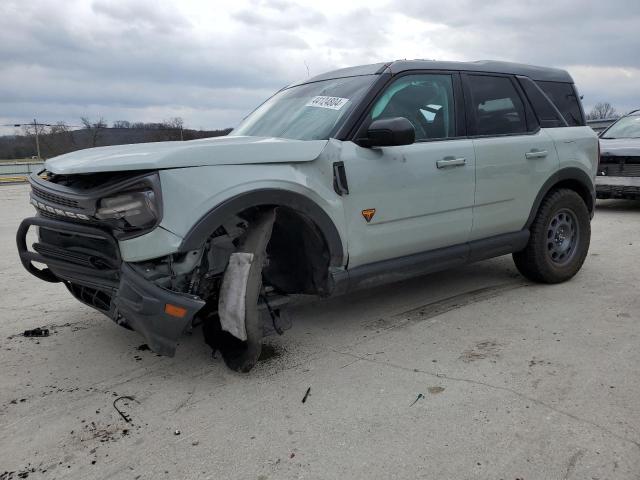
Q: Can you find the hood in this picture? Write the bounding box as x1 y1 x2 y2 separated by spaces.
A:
599 137 640 157
45 136 329 175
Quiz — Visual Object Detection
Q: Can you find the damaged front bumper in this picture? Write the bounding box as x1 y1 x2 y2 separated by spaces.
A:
17 216 204 356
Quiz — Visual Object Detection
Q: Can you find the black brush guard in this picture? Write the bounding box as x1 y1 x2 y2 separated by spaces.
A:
16 216 204 356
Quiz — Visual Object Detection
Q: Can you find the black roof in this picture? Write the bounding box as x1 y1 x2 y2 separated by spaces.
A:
301 59 573 85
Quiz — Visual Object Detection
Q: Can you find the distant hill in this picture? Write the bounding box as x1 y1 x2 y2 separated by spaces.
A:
0 125 233 160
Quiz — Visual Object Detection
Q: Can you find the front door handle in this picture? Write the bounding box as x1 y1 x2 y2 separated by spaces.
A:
436 157 466 169
525 149 548 159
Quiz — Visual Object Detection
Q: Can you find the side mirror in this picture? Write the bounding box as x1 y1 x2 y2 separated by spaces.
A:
357 117 415 148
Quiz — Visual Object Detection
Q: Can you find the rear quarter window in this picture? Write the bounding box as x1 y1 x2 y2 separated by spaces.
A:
535 81 585 126
517 77 566 128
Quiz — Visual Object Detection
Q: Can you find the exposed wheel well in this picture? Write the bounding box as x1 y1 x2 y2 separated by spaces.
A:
180 189 344 268
225 205 333 297
262 206 332 296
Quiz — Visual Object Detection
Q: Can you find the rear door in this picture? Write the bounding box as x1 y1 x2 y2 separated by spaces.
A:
462 73 559 240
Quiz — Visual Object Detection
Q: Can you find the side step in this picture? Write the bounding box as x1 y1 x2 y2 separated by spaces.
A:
330 230 529 295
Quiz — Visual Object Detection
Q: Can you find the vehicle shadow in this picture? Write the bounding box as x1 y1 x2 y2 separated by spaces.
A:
285 255 525 340
8 255 526 401
153 256 524 359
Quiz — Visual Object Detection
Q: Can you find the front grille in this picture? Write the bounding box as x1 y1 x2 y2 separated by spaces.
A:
39 227 119 265
600 164 640 177
33 243 117 270
32 185 80 208
599 156 640 177
600 155 640 164
67 283 113 312
38 208 96 224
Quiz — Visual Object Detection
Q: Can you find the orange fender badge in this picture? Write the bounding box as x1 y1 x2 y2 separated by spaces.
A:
361 208 376 223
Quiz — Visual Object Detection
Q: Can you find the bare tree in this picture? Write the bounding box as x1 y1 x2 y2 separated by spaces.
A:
165 117 184 129
17 122 77 158
163 117 184 141
43 122 77 157
587 102 619 120
0 118 232 159
112 120 131 129
20 123 40 158
81 116 107 147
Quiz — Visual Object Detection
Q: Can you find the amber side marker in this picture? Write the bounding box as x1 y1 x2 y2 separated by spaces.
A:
164 304 188 318
361 208 376 223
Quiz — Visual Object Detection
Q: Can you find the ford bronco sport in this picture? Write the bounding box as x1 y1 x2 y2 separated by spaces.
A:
17 60 598 371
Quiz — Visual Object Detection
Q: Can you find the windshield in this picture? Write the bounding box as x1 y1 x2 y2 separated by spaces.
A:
231 75 376 140
601 114 640 139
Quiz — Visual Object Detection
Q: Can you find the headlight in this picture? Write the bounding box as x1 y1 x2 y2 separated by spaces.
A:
95 186 160 232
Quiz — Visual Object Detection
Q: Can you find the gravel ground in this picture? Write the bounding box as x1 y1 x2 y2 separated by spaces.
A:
1 183 639 480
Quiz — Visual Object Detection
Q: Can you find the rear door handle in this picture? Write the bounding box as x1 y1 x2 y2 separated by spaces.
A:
436 157 466 169
525 149 548 159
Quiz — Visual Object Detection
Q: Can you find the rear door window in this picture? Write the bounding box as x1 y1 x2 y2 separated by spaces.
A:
465 75 528 136
535 81 585 126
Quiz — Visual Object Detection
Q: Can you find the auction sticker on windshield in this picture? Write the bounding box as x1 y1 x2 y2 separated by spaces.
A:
305 96 349 110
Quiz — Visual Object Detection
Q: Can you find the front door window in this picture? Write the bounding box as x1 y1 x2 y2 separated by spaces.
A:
369 74 456 141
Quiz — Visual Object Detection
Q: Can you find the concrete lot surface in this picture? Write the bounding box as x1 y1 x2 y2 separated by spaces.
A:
1 183 639 479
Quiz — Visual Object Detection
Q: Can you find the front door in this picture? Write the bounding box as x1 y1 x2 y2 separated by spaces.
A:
338 72 476 268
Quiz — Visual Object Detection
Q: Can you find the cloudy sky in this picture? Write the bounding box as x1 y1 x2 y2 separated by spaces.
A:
1 0 638 135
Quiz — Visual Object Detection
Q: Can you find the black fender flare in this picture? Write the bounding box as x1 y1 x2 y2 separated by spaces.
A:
178 189 345 267
525 167 595 228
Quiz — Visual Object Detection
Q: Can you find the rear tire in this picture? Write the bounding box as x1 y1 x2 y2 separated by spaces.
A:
513 189 590 283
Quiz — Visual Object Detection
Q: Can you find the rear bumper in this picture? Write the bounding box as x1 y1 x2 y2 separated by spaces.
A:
595 176 640 199
16 216 204 356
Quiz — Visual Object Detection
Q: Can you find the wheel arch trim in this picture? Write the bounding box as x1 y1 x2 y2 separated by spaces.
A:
178 188 345 267
525 167 595 229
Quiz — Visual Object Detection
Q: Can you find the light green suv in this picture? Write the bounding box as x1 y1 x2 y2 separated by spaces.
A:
17 60 598 371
